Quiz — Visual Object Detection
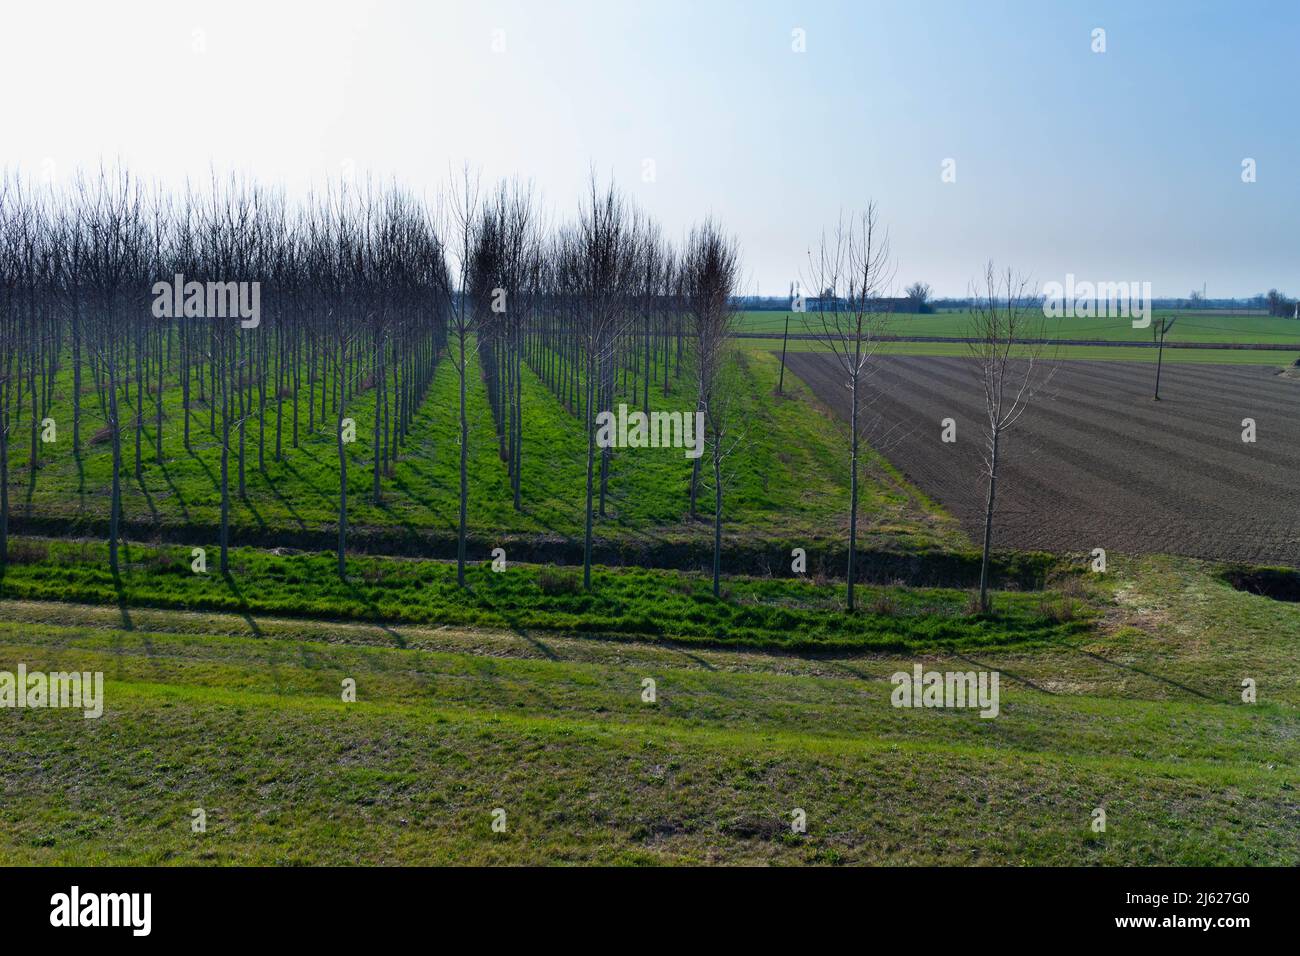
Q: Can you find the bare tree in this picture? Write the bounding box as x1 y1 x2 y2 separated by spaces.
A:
905 281 932 313
574 175 636 589
76 167 147 577
682 220 741 595
967 263 1054 612
438 166 483 588
803 203 895 611
497 181 539 512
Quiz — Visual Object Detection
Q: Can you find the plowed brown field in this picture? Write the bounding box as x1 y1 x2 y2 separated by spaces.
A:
785 354 1300 566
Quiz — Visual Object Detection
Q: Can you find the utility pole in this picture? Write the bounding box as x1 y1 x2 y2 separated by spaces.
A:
778 311 791 394
779 281 797 395
1153 315 1176 400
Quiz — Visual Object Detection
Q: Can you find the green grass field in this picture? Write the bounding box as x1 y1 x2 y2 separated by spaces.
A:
0 552 1293 864
739 308 1300 343
6 345 963 558
741 310 1300 366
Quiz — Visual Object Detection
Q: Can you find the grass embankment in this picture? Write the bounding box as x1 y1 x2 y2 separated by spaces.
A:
0 537 1088 653
0 553 1293 864
8 345 962 557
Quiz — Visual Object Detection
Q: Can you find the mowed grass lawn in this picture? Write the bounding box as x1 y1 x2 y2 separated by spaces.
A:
0 553 1294 865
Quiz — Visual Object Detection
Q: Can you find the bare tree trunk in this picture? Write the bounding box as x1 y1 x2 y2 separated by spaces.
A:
133 329 142 480
689 403 701 519
373 335 383 505
337 336 349 580
978 428 1000 612
275 320 284 460
219 346 231 575
598 355 610 517
456 332 468 587
512 326 522 511
0 418 8 572
71 311 82 452
238 335 247 498
847 373 860 611
28 361 38 483
337 420 348 579
181 322 191 450
1153 317 1173 400
778 311 790 395
155 324 164 464
582 354 597 590
108 356 122 576
712 439 723 597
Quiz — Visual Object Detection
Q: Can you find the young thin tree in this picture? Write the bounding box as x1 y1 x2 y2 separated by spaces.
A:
438 166 483 587
681 220 741 594
803 203 895 611
967 263 1053 612
574 176 635 589
77 167 146 577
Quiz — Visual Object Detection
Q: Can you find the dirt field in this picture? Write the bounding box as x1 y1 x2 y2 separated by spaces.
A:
785 353 1300 566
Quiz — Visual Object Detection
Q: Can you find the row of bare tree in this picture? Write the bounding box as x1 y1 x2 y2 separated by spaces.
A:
0 169 746 596
0 170 449 578
447 172 741 591
1 168 1046 613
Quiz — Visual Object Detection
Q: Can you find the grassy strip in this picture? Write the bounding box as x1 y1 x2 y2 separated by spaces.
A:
0 537 1093 653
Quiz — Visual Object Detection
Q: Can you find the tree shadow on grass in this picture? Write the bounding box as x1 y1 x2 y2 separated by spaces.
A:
186 444 222 499
278 459 338 510
237 491 268 533
376 622 408 649
260 471 308 532
823 660 876 682
155 461 193 523
1066 646 1219 703
219 570 263 639
952 651 1055 696
390 471 454 535
509 625 559 661
109 566 134 633
676 650 716 671
75 449 86 512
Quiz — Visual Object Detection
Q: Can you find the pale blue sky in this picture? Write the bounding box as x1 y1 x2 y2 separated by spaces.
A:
2 0 1294 296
